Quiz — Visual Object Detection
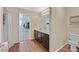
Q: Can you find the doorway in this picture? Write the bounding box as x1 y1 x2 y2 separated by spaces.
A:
19 13 30 42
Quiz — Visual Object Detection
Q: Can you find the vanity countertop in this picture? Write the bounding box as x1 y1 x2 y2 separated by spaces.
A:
34 29 50 34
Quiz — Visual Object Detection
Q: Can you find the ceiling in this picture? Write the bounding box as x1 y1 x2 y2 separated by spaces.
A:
20 7 48 12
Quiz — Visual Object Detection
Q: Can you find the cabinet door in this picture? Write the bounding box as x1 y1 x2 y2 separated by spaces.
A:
34 30 42 42
41 33 49 50
34 30 38 40
37 32 42 42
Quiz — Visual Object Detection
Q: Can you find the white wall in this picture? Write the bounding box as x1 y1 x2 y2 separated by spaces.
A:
39 14 50 34
30 13 50 40
30 14 41 39
50 7 67 51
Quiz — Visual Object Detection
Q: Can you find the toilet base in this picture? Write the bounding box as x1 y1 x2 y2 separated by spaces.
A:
70 45 77 52
68 40 79 52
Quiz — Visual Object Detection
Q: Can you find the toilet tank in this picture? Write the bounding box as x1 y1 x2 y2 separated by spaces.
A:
69 34 79 41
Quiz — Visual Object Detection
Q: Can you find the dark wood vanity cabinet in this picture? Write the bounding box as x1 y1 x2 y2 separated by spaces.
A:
34 30 49 51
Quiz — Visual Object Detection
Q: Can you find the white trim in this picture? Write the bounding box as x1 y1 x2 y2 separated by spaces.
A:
55 42 68 52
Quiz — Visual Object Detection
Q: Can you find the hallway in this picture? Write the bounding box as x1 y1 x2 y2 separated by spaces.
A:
9 40 48 52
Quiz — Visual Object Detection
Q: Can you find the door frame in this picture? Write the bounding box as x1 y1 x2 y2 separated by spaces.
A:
19 13 31 42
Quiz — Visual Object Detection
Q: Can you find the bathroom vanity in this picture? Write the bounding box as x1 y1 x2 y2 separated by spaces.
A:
34 30 49 51
34 8 50 51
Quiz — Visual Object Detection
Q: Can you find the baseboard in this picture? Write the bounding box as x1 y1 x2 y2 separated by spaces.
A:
55 42 68 52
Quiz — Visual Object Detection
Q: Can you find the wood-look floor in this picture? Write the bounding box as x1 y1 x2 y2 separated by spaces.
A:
9 40 73 52
58 44 71 52
9 40 48 52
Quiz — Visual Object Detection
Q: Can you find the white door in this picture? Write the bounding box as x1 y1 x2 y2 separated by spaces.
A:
19 14 30 42
0 8 9 52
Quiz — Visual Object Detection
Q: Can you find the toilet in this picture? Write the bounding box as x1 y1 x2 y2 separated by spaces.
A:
68 33 79 52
